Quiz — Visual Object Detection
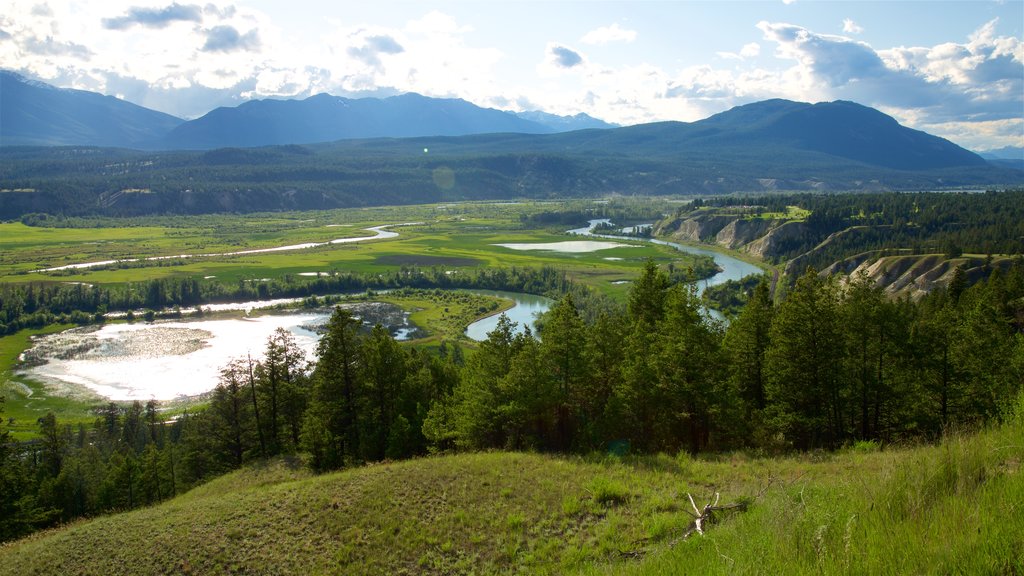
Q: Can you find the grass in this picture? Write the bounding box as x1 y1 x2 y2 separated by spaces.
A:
1 205 697 297
380 290 513 346
2 400 1021 575
0 326 103 441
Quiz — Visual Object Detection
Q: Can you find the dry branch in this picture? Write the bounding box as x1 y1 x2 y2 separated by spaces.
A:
669 476 774 546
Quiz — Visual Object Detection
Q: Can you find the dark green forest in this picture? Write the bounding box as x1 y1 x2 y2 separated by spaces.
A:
3 258 1023 542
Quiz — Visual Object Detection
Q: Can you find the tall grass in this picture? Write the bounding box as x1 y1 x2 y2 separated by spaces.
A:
596 393 1024 575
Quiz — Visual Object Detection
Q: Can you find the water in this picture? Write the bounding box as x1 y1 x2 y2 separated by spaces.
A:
464 290 554 341
20 302 421 401
494 240 634 253
35 223 421 272
569 219 764 293
22 314 325 401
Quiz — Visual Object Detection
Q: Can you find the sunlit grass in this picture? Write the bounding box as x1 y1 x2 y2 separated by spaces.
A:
3 411 1021 575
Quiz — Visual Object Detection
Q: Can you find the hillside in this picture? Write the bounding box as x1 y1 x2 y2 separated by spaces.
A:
160 93 556 149
2 100 1021 218
0 71 183 148
1 406 1021 575
656 191 1024 296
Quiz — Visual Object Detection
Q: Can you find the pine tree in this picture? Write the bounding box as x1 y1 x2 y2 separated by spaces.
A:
765 268 847 449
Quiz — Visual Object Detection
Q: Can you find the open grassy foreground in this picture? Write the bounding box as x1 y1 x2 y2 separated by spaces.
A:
2 397 1021 575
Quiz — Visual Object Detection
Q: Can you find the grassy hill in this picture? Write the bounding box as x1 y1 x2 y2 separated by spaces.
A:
2 396 1021 576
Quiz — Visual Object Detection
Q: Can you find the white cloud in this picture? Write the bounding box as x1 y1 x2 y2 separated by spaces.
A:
581 23 636 45
842 18 863 35
741 42 761 58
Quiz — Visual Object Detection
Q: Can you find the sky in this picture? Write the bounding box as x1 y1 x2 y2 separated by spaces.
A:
1 0 1022 151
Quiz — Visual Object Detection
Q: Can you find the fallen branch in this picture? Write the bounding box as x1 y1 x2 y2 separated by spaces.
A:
669 476 774 546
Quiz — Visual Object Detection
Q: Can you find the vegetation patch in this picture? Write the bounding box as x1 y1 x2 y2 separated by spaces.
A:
374 254 481 267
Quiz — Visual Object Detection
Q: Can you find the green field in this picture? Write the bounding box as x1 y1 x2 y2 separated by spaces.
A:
1 394 1020 575
1 202 690 292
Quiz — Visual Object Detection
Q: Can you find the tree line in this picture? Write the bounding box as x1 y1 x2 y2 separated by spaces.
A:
0 265 580 336
3 259 1022 542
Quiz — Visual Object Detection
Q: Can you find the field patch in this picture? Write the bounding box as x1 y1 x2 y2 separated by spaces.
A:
374 254 482 267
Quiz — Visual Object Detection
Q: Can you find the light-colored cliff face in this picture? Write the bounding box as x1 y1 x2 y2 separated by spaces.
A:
656 211 797 258
836 254 1014 300
656 208 1015 300
745 220 808 260
714 219 777 249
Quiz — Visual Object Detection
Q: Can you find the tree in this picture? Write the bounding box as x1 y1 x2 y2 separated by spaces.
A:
208 359 256 468
765 268 847 449
722 278 774 437
539 293 589 450
256 328 309 454
304 306 363 470
360 324 409 461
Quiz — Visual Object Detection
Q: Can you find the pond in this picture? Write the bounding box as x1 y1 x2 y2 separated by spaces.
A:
494 240 634 253
19 302 422 401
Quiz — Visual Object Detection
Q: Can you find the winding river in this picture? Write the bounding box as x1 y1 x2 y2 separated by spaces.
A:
22 218 764 399
568 219 764 294
35 223 422 272
464 290 554 341
464 219 766 339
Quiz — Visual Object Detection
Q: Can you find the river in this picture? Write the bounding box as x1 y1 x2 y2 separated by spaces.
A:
463 290 554 341
35 222 422 273
568 219 764 294
18 302 421 401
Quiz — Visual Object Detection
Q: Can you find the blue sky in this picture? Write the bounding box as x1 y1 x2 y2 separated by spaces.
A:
1 0 1021 150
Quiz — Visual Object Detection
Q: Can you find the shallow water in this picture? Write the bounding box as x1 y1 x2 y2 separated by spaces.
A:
493 240 633 253
21 302 422 401
22 314 325 401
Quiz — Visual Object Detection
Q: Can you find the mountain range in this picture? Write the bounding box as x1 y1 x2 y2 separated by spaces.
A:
1 70 1021 218
0 71 614 149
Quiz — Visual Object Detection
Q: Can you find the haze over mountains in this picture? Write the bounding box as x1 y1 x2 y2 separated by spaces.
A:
0 71 614 149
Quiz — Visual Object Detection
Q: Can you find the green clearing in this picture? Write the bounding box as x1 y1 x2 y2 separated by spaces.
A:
1 396 1020 575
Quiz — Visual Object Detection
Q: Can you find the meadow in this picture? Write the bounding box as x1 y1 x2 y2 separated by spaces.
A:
1 201 690 293
1 392 1020 575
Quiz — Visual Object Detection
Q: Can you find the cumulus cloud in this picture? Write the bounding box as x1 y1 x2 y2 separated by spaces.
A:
201 25 260 52
30 4 53 17
549 44 583 68
718 42 761 60
842 18 863 34
756 17 1024 145
346 34 404 69
102 3 202 30
581 23 636 45
22 36 92 59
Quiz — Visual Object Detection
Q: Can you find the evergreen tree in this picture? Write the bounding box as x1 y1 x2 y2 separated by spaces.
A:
722 278 774 441
539 293 588 450
765 268 847 449
304 307 363 470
